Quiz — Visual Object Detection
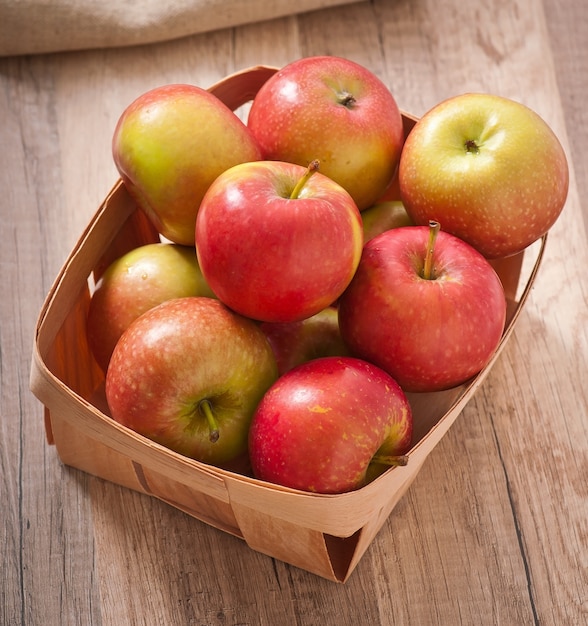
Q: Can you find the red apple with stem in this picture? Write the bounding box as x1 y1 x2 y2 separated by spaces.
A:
248 356 413 494
112 83 262 245
87 242 215 373
399 93 569 258
105 297 278 468
259 306 350 375
247 55 405 211
338 221 507 393
195 159 363 323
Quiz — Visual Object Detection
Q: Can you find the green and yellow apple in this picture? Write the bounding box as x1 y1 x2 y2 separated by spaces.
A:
361 200 413 243
247 56 405 211
105 297 278 468
112 84 262 245
399 93 569 258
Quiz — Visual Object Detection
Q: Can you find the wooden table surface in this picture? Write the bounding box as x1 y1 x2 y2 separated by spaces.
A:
2 0 587 624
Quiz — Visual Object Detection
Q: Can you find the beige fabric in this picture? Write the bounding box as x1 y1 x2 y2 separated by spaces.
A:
0 0 358 57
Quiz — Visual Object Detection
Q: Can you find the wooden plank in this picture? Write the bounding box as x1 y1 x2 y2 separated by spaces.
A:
0 58 102 626
544 0 588 232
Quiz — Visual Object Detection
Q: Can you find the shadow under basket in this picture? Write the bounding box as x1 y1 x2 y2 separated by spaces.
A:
29 65 547 583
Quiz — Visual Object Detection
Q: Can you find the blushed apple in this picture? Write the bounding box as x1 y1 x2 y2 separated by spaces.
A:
105 297 278 467
112 83 263 245
248 356 413 494
259 306 350 375
247 55 405 211
87 242 215 373
338 222 507 393
195 160 363 323
399 93 569 258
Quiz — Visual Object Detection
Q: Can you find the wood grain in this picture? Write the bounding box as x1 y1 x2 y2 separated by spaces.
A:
2 0 587 624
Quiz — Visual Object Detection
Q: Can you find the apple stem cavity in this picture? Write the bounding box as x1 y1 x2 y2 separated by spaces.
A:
338 91 357 109
198 398 220 443
289 160 320 199
465 139 480 154
422 220 441 280
371 454 409 467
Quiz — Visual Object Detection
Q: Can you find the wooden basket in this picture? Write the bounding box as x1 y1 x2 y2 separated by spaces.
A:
29 66 547 583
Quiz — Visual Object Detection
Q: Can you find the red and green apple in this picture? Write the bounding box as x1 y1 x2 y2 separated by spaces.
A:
195 159 363 323
105 297 278 468
259 306 349 375
361 200 413 243
247 55 405 211
87 242 215 373
112 83 262 245
338 222 507 392
248 356 413 494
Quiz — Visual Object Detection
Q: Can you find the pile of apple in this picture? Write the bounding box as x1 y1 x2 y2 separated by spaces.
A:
87 56 569 495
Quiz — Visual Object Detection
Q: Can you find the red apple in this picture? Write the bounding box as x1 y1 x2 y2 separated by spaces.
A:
105 297 278 467
259 306 350 375
112 84 262 245
87 242 215 373
399 93 569 259
338 222 507 393
248 356 413 494
195 160 363 323
247 56 405 211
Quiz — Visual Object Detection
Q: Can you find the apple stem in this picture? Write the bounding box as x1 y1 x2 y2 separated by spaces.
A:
371 454 409 467
422 220 441 280
289 160 320 199
198 399 220 443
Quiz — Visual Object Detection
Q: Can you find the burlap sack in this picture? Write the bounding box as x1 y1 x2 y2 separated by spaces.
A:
0 0 358 57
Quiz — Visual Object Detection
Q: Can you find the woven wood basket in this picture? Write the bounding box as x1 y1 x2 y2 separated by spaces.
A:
29 65 547 583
